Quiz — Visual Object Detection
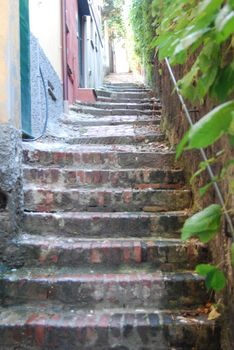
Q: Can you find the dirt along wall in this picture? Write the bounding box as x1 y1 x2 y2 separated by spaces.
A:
153 55 234 350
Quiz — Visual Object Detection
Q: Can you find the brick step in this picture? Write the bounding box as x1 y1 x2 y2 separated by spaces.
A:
23 142 175 168
0 305 220 350
0 267 208 309
62 114 161 127
23 166 185 189
13 234 208 270
24 187 191 212
71 105 156 116
22 211 186 237
75 102 160 111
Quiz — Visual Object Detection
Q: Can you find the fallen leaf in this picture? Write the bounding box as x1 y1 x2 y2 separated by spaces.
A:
208 306 221 320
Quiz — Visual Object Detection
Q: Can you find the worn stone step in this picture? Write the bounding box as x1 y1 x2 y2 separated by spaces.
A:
103 85 145 90
102 87 152 93
65 133 165 145
12 234 208 270
95 89 152 99
102 84 150 89
23 166 185 189
62 114 161 127
103 83 146 88
22 211 187 237
24 186 191 212
71 105 156 116
75 102 159 111
0 305 220 350
55 124 164 145
23 142 176 169
97 96 156 103
0 267 208 309
64 135 165 146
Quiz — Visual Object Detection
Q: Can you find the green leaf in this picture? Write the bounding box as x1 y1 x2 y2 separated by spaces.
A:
215 4 234 43
197 229 220 243
228 115 234 135
199 182 214 198
190 167 206 183
196 264 226 292
181 204 222 241
186 101 234 150
206 268 226 291
174 29 210 55
228 115 234 146
196 263 215 276
198 175 219 198
231 243 234 267
190 158 216 183
211 62 234 102
198 0 223 16
229 135 234 147
229 0 234 8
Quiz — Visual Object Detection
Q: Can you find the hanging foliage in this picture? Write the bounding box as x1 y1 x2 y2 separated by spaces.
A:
152 0 234 292
103 0 126 39
130 0 157 83
130 0 234 292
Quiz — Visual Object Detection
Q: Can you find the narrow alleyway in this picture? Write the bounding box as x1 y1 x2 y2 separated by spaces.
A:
0 75 220 349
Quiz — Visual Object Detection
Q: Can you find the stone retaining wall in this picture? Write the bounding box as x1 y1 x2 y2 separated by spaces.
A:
152 54 234 350
0 125 23 264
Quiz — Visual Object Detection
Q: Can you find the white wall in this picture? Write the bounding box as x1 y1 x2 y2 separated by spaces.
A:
83 2 104 88
0 0 21 127
29 0 62 79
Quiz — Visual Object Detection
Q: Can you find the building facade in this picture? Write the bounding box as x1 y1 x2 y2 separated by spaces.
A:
21 0 104 138
0 0 104 262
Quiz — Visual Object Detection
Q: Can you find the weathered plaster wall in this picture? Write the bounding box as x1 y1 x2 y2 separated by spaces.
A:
0 1 21 127
83 10 104 88
30 34 63 137
29 0 62 80
153 55 234 350
0 1 23 264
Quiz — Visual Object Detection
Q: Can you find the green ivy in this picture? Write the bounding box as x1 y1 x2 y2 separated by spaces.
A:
153 0 234 102
130 0 157 83
176 101 234 157
130 0 234 292
103 0 126 39
138 0 234 292
196 264 226 292
181 204 222 243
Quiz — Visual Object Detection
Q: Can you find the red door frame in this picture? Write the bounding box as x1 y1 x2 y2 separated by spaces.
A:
61 0 80 104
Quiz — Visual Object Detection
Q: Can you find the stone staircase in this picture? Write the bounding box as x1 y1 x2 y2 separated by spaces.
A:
0 82 220 349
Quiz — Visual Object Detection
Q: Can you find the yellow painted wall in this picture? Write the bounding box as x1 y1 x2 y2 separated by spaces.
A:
0 0 21 128
29 0 62 79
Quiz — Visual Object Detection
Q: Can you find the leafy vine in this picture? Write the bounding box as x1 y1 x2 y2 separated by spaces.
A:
131 0 234 292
